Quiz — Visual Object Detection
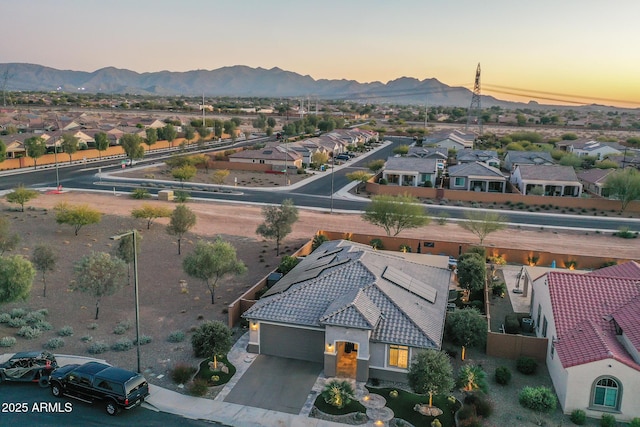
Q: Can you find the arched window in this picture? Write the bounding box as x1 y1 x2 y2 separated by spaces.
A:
592 377 621 409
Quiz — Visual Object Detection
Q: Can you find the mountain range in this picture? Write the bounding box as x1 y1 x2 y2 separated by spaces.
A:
0 63 622 110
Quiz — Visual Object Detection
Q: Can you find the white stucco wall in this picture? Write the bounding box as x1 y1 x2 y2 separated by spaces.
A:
564 360 640 421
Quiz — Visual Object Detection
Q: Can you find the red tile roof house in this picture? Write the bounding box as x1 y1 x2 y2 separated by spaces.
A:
530 262 640 421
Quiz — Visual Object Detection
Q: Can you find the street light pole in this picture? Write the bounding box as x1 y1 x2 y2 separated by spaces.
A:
330 154 335 214
110 231 141 373
53 137 60 189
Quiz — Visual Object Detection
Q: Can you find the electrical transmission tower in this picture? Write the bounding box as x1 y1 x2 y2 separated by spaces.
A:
465 63 482 134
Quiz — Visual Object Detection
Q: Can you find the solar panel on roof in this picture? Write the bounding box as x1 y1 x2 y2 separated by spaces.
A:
382 266 437 303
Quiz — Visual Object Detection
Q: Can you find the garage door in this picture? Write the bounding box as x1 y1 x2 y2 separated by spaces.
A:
261 324 325 363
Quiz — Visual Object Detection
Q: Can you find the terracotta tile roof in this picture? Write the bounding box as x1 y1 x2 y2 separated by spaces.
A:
612 299 640 351
547 270 640 370
588 261 640 278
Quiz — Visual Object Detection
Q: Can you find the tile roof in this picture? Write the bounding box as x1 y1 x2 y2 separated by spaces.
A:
576 168 615 185
244 240 451 349
588 261 640 278
448 162 505 178
611 299 640 351
384 156 437 173
546 270 640 370
516 164 579 182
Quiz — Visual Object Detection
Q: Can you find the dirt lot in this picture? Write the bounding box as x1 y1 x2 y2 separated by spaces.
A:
0 190 638 417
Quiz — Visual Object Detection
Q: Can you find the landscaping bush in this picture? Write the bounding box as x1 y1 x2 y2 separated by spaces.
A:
17 326 43 339
0 336 17 347
463 392 493 418
629 418 640 427
457 365 488 393
494 366 512 385
369 238 384 250
570 409 586 425
131 188 151 199
134 335 152 345
491 281 506 296
174 190 190 203
80 335 93 342
113 320 131 335
0 313 10 323
504 314 520 334
321 379 355 409
87 323 98 330
87 341 109 354
24 310 47 324
7 317 27 328
516 356 538 375
58 326 74 336
33 320 53 331
600 414 616 427
45 337 65 349
188 378 209 396
10 308 27 318
111 338 133 351
171 363 196 384
518 386 557 413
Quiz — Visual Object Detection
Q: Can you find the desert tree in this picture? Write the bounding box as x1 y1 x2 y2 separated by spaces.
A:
211 169 229 185
6 185 39 212
32 244 57 297
605 167 640 212
164 123 177 148
346 170 373 194
191 154 210 173
191 320 232 367
73 251 127 320
145 127 158 148
392 144 409 156
24 136 47 169
94 131 109 159
457 252 487 293
407 349 455 407
445 307 487 349
120 133 145 164
131 203 172 229
458 210 507 244
367 159 385 173
256 199 299 256
362 194 429 236
183 125 196 145
60 133 79 164
166 204 197 254
0 138 6 162
183 239 247 304
171 164 197 187
54 202 102 236
0 217 20 255
0 255 35 304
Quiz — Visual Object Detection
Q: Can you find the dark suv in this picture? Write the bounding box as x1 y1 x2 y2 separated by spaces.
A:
49 361 149 415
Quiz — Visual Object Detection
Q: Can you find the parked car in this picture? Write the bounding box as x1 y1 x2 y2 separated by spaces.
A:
335 154 350 161
0 351 58 386
49 361 149 416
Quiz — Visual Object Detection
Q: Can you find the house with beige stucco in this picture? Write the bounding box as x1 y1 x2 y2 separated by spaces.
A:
242 240 451 383
530 262 640 422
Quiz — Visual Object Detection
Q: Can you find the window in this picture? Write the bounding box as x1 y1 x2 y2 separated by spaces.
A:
550 336 555 359
536 304 541 331
454 177 465 187
592 377 620 409
388 345 409 369
542 317 548 338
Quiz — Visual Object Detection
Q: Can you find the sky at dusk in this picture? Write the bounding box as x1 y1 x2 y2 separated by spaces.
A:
2 0 639 107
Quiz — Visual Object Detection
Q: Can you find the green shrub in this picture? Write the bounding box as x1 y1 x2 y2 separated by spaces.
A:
45 337 65 349
113 325 127 335
457 365 488 393
87 341 109 354
7 317 28 328
0 313 11 323
134 335 152 345
33 320 53 331
463 392 493 418
600 414 615 427
167 330 186 343
629 418 640 427
174 190 190 203
25 310 46 324
0 336 17 347
58 326 74 337
188 378 209 396
321 379 355 409
518 386 557 413
87 323 98 330
171 363 196 384
570 409 586 425
10 308 27 318
111 338 133 351
492 281 506 296
131 188 151 199
370 238 384 250
17 326 43 339
80 335 93 342
516 356 538 375
504 314 520 334
495 366 512 385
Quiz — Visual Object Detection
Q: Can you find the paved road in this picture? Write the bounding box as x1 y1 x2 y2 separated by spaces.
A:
2 137 639 232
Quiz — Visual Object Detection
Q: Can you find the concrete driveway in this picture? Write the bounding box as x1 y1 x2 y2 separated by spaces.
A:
223 355 322 414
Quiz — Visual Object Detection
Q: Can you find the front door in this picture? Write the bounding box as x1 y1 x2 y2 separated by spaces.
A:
335 341 358 378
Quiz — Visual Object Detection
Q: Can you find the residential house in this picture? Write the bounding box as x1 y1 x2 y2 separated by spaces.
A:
228 146 302 170
456 149 500 168
503 151 554 171
407 147 448 171
423 129 475 150
382 156 438 187
448 162 506 193
529 262 640 421
2 134 29 158
243 240 451 382
511 164 582 197
566 139 622 161
577 169 615 197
